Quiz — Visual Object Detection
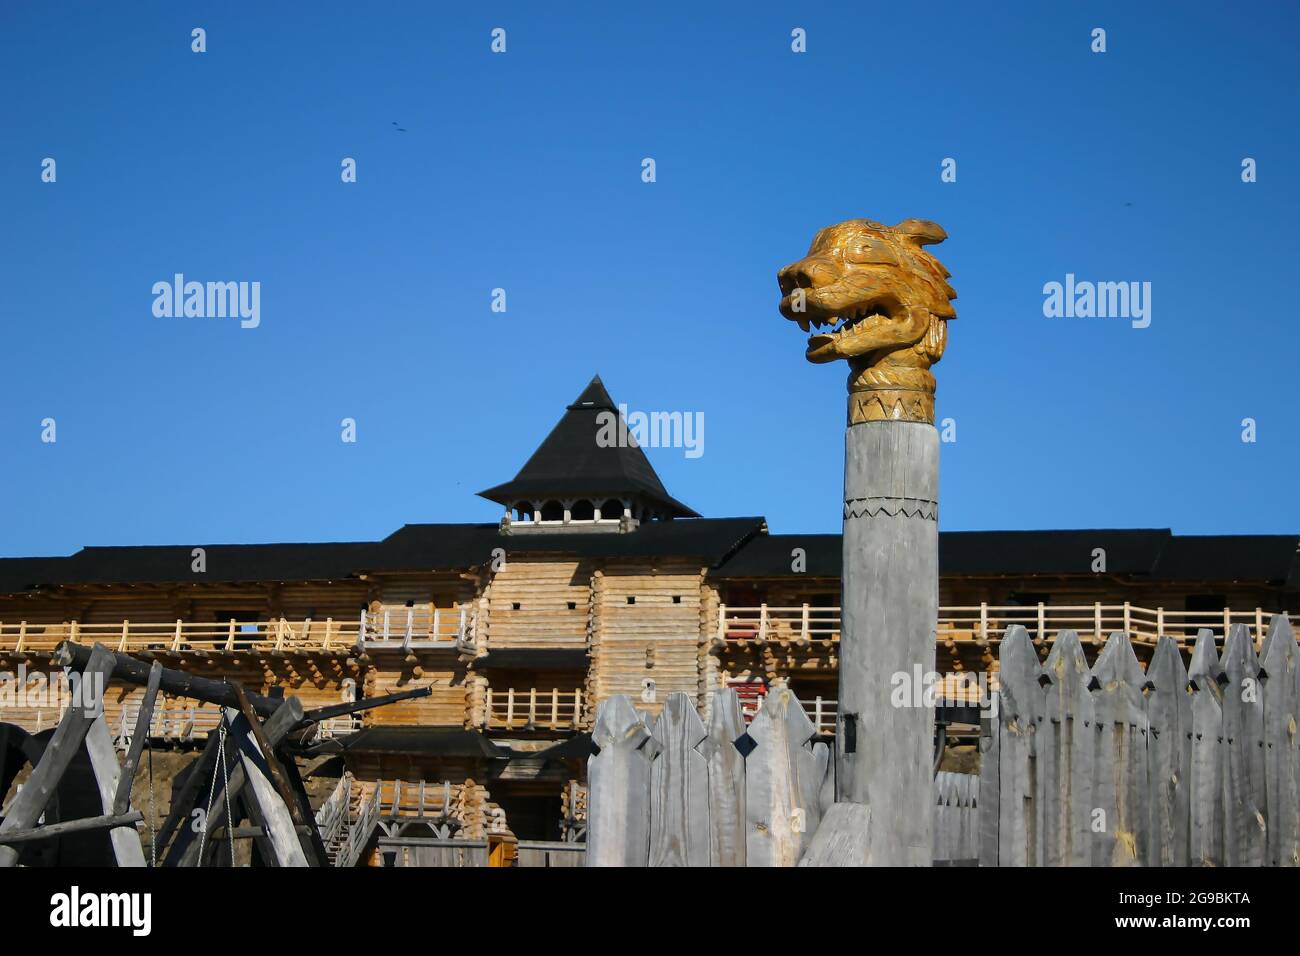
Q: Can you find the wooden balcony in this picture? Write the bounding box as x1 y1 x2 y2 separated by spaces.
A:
0 617 361 655
716 603 1282 651
359 607 476 652
486 687 583 731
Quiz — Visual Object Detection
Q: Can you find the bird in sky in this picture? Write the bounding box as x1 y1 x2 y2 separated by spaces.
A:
392 121 407 133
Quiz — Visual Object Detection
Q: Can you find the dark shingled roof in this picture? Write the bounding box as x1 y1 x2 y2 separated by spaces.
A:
372 518 763 571
477 376 699 518
0 518 767 593
312 727 511 758
475 648 591 669
1150 535 1300 584
714 529 1300 583
709 533 841 578
940 529 1171 577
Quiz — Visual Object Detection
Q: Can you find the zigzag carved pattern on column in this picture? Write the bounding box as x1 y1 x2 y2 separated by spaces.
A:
843 496 938 521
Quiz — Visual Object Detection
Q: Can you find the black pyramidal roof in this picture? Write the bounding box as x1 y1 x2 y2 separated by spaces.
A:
477 376 699 518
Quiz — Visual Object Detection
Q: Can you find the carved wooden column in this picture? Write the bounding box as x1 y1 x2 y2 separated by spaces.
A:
777 218 956 866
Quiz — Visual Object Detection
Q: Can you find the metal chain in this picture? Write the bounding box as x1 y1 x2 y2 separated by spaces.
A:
146 744 157 867
197 719 232 865
218 722 235 865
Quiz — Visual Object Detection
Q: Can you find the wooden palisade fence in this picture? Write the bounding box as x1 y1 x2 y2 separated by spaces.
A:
587 687 831 866
587 687 981 866
981 617 1300 867
588 615 1299 866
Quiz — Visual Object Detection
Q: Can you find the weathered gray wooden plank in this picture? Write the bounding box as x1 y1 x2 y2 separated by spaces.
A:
0 644 117 868
1041 630 1094 866
84 712 147 867
1146 635 1191 866
1220 623 1267 866
1090 631 1149 867
1188 628 1224 866
745 684 819 866
977 692 1000 866
224 706 308 867
648 693 710 867
699 688 746 866
797 802 871 866
997 626 1045 866
1260 615 1299 866
587 695 658 867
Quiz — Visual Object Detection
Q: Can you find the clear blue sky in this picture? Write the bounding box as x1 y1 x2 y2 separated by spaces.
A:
3 1 1298 557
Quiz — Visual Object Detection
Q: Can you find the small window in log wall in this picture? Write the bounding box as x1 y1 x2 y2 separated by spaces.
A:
512 602 521 611
627 596 636 605
672 595 681 604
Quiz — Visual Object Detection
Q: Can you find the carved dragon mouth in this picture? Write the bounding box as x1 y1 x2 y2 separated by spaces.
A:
800 298 898 362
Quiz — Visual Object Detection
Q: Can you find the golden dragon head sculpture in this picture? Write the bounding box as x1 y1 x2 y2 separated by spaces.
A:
777 218 956 424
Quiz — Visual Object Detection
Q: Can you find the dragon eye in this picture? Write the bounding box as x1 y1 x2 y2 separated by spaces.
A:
843 238 898 265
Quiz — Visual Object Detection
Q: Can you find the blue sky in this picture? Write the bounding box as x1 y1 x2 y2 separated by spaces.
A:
3 1 1298 557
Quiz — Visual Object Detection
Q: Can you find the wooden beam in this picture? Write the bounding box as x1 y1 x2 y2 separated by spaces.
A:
57 642 284 718
0 811 144 846
112 660 163 816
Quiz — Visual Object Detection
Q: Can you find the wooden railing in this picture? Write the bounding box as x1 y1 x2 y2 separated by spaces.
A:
336 784 381 868
0 617 361 654
377 779 460 819
359 607 473 649
486 687 583 731
716 603 1283 648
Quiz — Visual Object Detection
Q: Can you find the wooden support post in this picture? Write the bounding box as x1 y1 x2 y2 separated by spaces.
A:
223 705 308 867
172 619 183 651
163 697 305 866
0 644 117 867
119 619 129 652
85 712 148 866
112 660 163 816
